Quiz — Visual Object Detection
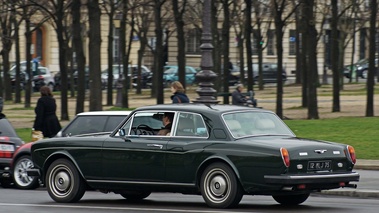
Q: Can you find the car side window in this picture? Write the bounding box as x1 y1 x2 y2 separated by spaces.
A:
175 112 208 137
124 112 170 136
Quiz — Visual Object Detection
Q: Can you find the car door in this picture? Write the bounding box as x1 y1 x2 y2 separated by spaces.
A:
101 111 171 182
164 112 209 184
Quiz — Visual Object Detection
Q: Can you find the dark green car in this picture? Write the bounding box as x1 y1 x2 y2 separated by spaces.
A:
29 104 359 208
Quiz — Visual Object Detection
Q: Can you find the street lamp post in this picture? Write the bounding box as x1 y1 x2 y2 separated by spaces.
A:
193 0 219 104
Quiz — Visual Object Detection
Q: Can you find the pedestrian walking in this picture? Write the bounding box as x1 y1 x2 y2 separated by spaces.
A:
33 86 61 139
170 81 190 103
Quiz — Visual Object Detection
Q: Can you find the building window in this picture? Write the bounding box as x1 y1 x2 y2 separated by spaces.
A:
251 29 258 55
267 29 275 55
113 27 121 63
289 30 296 55
186 28 201 54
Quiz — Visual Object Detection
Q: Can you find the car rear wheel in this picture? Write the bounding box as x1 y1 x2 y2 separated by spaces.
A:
272 193 310 205
13 155 40 189
46 159 85 203
120 191 151 200
200 162 243 208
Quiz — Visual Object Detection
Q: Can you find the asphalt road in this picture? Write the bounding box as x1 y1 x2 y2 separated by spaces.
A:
1 185 378 213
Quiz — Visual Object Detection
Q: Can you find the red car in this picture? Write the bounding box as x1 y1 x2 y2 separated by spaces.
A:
0 110 25 188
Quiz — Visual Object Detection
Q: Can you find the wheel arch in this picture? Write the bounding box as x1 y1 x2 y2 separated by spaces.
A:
42 152 85 184
196 156 241 189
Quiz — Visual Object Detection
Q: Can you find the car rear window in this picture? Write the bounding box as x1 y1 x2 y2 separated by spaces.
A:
63 115 126 136
0 118 18 137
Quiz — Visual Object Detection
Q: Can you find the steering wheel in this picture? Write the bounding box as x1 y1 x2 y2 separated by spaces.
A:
135 124 154 135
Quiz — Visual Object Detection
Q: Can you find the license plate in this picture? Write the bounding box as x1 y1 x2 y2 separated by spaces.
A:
308 161 331 171
0 144 15 152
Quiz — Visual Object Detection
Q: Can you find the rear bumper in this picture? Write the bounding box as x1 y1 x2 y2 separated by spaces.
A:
265 172 360 185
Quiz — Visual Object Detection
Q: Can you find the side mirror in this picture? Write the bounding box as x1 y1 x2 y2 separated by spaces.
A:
119 129 126 136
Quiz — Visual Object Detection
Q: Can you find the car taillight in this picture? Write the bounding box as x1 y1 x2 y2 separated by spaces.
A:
0 150 13 158
347 145 356 164
38 75 44 79
280 147 290 167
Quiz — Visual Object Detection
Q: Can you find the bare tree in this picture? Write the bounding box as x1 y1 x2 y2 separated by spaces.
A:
87 0 102 111
153 0 166 104
101 0 122 106
272 0 298 119
366 0 376 117
172 0 187 89
72 0 86 114
0 0 15 101
221 0 231 104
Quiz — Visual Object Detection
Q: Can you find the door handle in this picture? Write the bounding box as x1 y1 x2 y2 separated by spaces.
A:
147 144 163 149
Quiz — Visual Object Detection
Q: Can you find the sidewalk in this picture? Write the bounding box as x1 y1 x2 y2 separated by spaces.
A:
320 159 379 198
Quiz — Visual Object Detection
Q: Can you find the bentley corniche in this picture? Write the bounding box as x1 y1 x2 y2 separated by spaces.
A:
29 104 359 208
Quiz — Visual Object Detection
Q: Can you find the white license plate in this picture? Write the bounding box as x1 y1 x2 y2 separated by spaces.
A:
308 161 331 171
0 144 15 152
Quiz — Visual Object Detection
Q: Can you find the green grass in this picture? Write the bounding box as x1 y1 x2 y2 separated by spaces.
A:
16 117 378 160
285 117 379 160
16 128 33 143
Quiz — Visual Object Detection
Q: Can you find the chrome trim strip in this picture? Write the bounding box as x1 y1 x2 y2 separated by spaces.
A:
265 172 360 180
87 180 195 187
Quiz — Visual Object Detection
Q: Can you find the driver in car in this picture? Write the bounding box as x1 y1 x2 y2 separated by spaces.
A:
157 112 174 136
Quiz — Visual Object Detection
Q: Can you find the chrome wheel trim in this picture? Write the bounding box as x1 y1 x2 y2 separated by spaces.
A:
203 168 231 204
14 158 35 187
48 164 74 198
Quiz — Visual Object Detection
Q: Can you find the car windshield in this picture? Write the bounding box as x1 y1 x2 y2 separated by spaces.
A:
164 68 177 74
223 111 295 138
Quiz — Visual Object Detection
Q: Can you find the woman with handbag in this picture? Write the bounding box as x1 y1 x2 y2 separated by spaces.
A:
33 86 61 139
170 81 190 103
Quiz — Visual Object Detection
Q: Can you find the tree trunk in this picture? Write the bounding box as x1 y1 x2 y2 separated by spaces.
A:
366 0 376 117
173 0 187 89
244 0 253 92
154 0 165 104
121 2 129 108
331 0 340 112
222 0 230 104
106 6 115 106
72 0 86 114
87 0 102 111
305 0 319 119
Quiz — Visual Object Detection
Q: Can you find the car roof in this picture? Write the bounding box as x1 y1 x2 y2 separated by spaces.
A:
76 111 132 116
135 104 271 115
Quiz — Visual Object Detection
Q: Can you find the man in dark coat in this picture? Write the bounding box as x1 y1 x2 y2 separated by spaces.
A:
232 84 247 106
33 86 61 138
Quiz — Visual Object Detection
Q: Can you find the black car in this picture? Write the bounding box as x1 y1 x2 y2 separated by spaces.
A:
0 98 25 188
54 66 91 91
245 63 287 83
28 104 359 208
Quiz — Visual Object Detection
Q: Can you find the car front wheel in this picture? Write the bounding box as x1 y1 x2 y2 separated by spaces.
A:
13 155 40 189
272 193 310 206
200 163 243 208
46 159 85 203
361 70 368 79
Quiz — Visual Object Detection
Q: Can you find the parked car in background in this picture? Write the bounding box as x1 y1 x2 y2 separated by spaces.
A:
244 63 287 84
29 104 359 208
101 65 152 89
7 110 131 190
0 106 25 188
32 66 55 92
54 66 91 91
344 58 378 79
163 65 198 87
